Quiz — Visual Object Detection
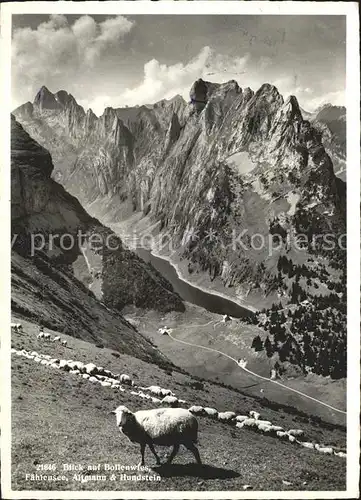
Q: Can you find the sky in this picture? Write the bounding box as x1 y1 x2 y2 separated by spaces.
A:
11 14 346 115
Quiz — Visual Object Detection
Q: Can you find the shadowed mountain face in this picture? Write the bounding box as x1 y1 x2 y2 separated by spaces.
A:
14 82 346 311
11 116 184 356
300 104 346 180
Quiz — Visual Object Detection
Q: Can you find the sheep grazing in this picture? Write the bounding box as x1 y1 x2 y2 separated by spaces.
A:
241 418 257 429
314 444 333 454
43 333 51 341
288 429 304 438
37 332 45 339
204 407 218 418
160 389 175 397
61 339 67 346
256 423 272 433
255 419 272 427
11 322 23 332
112 406 202 466
249 411 260 420
120 374 133 386
218 411 236 423
144 385 163 396
235 415 248 423
189 406 205 416
53 336 61 342
276 431 289 440
84 363 97 375
298 441 314 449
161 396 178 407
334 451 346 458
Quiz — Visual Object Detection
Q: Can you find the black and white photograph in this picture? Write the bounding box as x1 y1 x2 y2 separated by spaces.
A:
1 1 359 498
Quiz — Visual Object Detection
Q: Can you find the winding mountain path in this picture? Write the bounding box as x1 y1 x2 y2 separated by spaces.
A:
168 328 347 416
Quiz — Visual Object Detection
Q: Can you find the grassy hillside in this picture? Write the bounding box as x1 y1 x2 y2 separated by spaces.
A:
11 319 345 492
124 304 346 426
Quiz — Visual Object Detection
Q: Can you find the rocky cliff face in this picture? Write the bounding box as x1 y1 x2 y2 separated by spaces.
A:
300 104 346 180
11 115 184 346
14 82 346 311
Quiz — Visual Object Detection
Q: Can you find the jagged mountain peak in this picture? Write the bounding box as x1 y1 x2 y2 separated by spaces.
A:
34 85 61 111
54 89 77 108
282 95 303 121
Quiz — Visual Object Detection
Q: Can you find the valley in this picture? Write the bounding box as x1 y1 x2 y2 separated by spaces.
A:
9 79 348 493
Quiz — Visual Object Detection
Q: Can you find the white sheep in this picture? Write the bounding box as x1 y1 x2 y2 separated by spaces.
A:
298 441 314 449
262 425 283 435
53 336 61 342
314 444 333 454
218 411 236 423
288 435 296 443
204 407 218 418
161 396 178 407
276 431 289 440
37 332 45 339
255 420 272 427
111 406 202 466
160 388 174 397
144 385 163 396
288 429 304 438
241 418 257 428
334 451 346 458
249 411 260 420
11 322 23 332
61 339 67 346
84 363 97 375
101 381 112 387
59 360 70 371
257 423 272 433
235 415 248 423
189 406 204 416
120 374 133 385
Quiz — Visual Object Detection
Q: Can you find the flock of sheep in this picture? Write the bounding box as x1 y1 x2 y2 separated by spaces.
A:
187 406 345 457
11 341 346 462
12 322 68 346
37 332 67 346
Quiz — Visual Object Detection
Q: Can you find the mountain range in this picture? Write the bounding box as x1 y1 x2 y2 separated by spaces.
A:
13 80 346 378
14 82 346 304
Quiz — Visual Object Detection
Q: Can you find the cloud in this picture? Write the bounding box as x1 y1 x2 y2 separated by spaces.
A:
302 90 345 112
112 46 250 108
271 75 344 111
12 14 134 108
77 95 113 116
